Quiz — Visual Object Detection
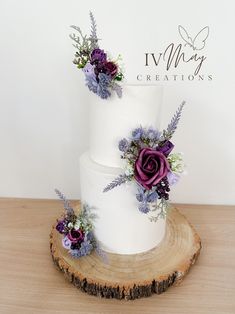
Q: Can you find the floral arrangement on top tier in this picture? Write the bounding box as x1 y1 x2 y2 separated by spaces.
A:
55 189 106 259
103 102 186 222
69 12 124 99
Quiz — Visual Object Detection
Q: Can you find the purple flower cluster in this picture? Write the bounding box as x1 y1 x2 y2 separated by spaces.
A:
91 49 118 78
117 126 181 214
136 185 158 213
118 138 129 152
103 104 185 218
69 239 94 258
83 48 123 99
70 13 123 99
55 190 96 258
56 217 95 257
130 126 161 141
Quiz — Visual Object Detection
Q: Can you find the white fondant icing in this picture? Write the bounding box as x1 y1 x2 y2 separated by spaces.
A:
89 85 163 168
79 152 166 254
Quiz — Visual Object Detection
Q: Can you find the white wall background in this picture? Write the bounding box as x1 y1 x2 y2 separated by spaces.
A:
0 0 235 204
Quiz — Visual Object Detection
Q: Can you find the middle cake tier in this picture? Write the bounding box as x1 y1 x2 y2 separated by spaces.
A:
79 151 166 255
89 84 163 168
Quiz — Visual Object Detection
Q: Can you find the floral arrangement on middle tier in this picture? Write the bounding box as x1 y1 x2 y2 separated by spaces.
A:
103 102 186 222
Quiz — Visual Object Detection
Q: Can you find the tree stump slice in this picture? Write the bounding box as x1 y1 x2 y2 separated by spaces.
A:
50 206 201 300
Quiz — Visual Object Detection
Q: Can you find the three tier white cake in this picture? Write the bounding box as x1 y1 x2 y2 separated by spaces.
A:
79 85 166 254
51 14 194 300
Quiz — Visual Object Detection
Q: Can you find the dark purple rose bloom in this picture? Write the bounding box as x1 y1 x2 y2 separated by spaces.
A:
94 61 118 79
56 220 66 234
102 61 118 78
157 141 174 157
90 48 107 64
134 148 170 190
67 228 84 243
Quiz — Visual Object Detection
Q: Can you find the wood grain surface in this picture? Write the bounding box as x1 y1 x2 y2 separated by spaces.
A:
50 206 201 299
0 198 234 314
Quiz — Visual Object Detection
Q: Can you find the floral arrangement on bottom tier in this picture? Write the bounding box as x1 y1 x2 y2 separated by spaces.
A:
103 102 186 222
55 189 106 259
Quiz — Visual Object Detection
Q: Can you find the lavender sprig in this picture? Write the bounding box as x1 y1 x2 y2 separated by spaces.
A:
103 174 131 192
162 101 185 141
82 203 98 222
55 189 74 215
89 11 99 49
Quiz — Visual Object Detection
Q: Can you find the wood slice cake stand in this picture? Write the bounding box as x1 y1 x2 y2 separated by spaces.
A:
50 206 201 300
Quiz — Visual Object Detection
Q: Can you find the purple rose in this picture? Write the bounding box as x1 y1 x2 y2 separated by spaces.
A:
157 141 174 156
95 61 118 79
134 148 170 190
102 61 118 78
91 48 107 64
67 229 84 243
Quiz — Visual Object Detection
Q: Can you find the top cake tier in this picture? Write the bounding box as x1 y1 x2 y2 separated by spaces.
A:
89 85 163 168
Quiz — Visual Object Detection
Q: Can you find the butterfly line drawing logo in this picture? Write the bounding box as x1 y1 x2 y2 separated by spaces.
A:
178 25 209 51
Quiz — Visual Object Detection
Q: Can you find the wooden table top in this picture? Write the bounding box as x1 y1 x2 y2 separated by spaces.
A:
0 198 234 314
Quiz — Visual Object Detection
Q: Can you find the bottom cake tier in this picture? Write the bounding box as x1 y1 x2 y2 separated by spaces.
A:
79 152 166 254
